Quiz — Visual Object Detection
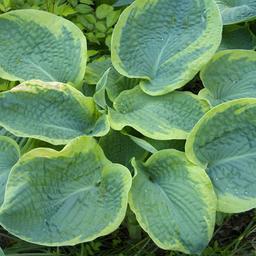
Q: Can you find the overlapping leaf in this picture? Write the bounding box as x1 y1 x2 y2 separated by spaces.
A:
99 130 146 168
85 58 139 101
129 150 216 254
0 136 132 245
0 10 87 87
219 25 256 51
0 80 109 145
200 50 256 106
111 0 222 95
109 87 209 140
216 0 256 25
186 99 256 213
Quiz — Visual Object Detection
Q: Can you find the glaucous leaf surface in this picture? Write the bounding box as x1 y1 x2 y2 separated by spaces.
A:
0 136 132 245
99 130 146 168
0 10 87 86
0 80 109 145
186 99 256 213
0 136 20 206
199 50 256 106
111 0 222 95
109 87 209 140
216 0 256 25
219 25 256 51
129 150 216 254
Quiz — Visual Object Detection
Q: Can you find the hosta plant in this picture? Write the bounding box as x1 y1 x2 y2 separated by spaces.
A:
0 0 256 255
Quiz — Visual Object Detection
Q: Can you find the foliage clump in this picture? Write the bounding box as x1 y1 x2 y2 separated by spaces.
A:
0 0 256 255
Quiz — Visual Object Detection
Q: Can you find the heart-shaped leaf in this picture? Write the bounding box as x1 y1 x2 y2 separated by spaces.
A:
186 99 256 213
0 80 109 145
0 10 87 87
109 87 209 140
0 136 132 246
129 150 216 254
111 0 222 95
199 50 256 106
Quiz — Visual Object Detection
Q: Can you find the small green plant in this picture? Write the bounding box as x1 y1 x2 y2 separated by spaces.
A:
0 0 256 255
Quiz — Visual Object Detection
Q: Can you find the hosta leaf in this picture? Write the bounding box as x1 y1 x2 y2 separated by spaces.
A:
0 80 109 145
109 87 209 140
93 68 111 109
219 25 256 51
111 0 222 95
199 50 256 106
85 58 112 85
99 130 146 168
0 136 132 246
0 10 87 87
216 0 256 25
124 134 158 154
85 58 139 101
0 127 28 150
129 150 216 254
0 136 20 206
186 99 256 213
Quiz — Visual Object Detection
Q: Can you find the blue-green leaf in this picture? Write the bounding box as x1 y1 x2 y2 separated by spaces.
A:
0 136 132 246
0 10 87 87
112 0 222 95
0 80 109 145
186 99 256 213
130 150 216 254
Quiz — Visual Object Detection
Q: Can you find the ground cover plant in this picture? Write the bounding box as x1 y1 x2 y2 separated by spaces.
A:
0 0 256 255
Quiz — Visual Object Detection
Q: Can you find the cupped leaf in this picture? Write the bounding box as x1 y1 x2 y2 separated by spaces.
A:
0 10 87 86
111 0 222 95
0 136 20 206
109 87 209 140
216 0 256 25
186 99 256 213
129 150 216 254
219 25 256 51
0 136 132 246
0 80 109 145
200 50 256 106
99 130 146 168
